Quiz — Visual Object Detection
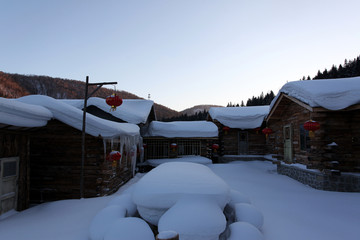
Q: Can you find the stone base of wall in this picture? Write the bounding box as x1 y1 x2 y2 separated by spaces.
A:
277 163 360 192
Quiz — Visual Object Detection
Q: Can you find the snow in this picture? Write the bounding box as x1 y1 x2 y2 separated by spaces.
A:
227 222 264 240
61 97 154 124
157 230 179 239
16 95 140 138
89 205 127 240
106 194 137 217
132 162 230 225
208 106 269 129
158 196 226 240
0 97 52 127
146 155 213 167
103 217 154 240
234 203 264 230
271 76 360 110
1 160 360 240
146 120 218 138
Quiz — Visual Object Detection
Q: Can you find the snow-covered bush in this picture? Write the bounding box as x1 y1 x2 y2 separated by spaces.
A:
224 189 252 223
103 217 154 240
234 203 264 230
89 205 127 240
158 196 226 240
132 162 230 225
227 222 264 240
107 194 137 217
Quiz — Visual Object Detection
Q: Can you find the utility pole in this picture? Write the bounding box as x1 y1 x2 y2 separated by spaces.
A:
81 76 117 198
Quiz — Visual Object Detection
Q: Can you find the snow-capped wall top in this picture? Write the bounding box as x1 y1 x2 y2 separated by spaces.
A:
0 97 53 127
146 121 218 138
271 76 360 110
61 97 154 124
17 95 140 138
209 106 269 129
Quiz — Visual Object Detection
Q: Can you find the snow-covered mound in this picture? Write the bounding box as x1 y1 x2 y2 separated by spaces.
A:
103 217 154 240
132 162 230 225
227 222 264 240
0 97 52 127
146 155 212 167
89 205 127 240
61 97 154 124
208 106 269 129
146 121 218 138
158 196 226 240
271 76 360 110
234 203 264 230
17 95 140 138
107 194 137 217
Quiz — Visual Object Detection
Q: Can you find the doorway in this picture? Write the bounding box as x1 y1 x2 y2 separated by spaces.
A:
0 157 19 215
283 125 293 162
238 131 249 155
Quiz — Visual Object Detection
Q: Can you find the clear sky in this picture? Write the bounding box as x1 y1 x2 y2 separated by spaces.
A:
1 0 359 111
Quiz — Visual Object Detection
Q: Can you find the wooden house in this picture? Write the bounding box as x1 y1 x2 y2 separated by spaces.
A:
208 106 269 159
267 77 360 192
61 97 156 136
143 121 218 162
0 97 52 216
15 95 141 203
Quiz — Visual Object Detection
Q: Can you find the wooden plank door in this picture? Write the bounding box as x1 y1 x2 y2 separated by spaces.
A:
0 157 19 215
238 131 249 155
283 125 293 162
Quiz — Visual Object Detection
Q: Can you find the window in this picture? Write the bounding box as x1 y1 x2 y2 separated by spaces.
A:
300 124 310 151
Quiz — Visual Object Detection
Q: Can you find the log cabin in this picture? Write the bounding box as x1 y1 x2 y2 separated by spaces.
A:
14 95 141 203
267 77 360 192
0 97 52 216
143 121 218 163
208 106 269 160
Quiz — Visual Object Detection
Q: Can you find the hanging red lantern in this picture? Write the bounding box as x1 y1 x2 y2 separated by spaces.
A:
106 94 123 111
143 143 147 149
108 150 121 162
254 127 261 134
170 143 177 152
262 127 273 138
304 120 320 138
222 126 230 135
212 143 219 153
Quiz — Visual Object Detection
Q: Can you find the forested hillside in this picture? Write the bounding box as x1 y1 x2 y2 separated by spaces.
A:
0 71 179 120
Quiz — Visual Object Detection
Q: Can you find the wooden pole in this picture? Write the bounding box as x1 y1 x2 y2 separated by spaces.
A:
80 76 118 199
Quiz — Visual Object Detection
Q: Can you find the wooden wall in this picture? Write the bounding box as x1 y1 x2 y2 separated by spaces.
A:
0 129 31 211
29 120 133 203
268 97 360 173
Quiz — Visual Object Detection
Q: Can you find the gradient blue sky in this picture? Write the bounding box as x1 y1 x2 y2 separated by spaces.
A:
1 0 359 111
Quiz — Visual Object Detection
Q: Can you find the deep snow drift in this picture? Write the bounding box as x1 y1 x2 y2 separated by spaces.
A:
0 161 359 240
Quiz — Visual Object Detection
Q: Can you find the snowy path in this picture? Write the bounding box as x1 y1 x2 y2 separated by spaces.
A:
209 161 360 240
0 161 359 240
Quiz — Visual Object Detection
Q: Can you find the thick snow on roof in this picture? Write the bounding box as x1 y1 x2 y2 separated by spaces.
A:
146 121 218 138
61 97 154 124
0 97 53 127
271 76 360 110
17 95 139 138
208 106 269 129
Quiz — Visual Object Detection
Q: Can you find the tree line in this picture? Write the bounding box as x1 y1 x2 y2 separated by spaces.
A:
227 91 275 107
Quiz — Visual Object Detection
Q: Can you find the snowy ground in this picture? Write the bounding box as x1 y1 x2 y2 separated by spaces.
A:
0 160 359 240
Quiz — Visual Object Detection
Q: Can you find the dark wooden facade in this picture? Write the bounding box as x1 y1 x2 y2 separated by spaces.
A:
29 120 135 203
143 137 217 160
209 119 267 156
267 93 360 173
0 128 32 212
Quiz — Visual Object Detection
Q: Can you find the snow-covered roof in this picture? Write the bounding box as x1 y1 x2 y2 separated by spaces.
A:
271 76 360 111
208 106 269 129
146 121 218 138
0 97 53 127
16 95 140 138
61 97 154 124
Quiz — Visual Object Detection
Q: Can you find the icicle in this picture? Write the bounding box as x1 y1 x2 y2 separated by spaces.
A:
103 139 107 162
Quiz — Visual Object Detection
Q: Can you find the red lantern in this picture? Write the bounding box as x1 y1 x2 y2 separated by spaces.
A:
106 94 123 111
108 150 121 162
262 127 273 138
143 143 147 149
304 120 320 138
212 143 219 153
222 126 230 135
254 127 261 134
170 143 177 152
